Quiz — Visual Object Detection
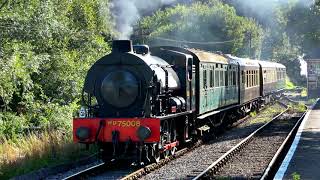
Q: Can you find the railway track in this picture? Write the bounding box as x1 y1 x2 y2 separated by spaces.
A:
62 162 106 180
53 101 291 180
192 104 307 179
124 102 288 180
60 141 202 180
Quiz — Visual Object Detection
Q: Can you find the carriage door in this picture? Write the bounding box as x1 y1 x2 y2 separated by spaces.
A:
202 64 208 113
187 57 196 111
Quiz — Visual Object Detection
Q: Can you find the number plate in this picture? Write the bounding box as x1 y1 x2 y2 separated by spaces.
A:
107 120 141 127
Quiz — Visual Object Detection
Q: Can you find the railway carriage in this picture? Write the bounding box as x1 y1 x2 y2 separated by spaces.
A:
259 61 286 102
226 55 261 113
73 40 286 164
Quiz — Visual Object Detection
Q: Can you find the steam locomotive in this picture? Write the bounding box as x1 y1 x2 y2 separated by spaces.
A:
73 40 286 164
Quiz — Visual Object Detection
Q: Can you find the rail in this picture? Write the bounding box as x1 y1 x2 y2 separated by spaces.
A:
62 162 105 180
192 106 290 179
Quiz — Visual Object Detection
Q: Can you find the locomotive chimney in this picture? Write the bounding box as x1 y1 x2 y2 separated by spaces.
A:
112 40 133 53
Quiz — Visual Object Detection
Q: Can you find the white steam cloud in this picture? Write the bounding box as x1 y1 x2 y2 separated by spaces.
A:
111 0 177 40
229 0 315 27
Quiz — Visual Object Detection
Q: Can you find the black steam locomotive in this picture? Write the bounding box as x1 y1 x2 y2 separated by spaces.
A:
73 40 286 164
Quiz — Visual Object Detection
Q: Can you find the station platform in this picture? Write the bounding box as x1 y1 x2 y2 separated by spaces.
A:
274 99 320 180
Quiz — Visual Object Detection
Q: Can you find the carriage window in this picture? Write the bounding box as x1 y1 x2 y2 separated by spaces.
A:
247 71 251 87
250 71 253 87
255 71 257 85
242 71 245 84
220 71 224 86
252 71 254 86
254 71 256 85
246 71 249 87
225 70 228 86
215 70 219 87
229 71 232 86
249 71 252 87
203 70 207 89
257 70 258 84
250 70 252 87
233 71 236 85
256 71 259 85
210 70 214 87
254 71 256 86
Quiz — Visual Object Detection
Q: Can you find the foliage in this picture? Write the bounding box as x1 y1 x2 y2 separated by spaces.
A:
0 112 26 140
138 0 264 57
287 1 320 52
249 111 257 117
292 172 301 180
288 102 306 113
249 103 285 124
300 88 307 97
0 0 113 139
285 77 296 90
224 0 315 85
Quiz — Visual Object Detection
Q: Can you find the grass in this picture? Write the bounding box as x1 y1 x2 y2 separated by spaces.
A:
288 102 307 113
300 88 307 97
0 130 98 179
306 98 318 106
292 172 301 180
250 111 257 117
285 77 296 90
249 103 285 124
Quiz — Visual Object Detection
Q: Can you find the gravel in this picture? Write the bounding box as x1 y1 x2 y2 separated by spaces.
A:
142 103 286 180
214 113 302 179
88 169 133 180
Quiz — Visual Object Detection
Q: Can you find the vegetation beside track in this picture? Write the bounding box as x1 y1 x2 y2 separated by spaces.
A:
0 130 98 179
285 77 296 90
288 102 307 113
249 103 286 125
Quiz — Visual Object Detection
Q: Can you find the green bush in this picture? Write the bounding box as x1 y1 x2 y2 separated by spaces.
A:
285 77 296 90
0 112 27 140
0 0 112 140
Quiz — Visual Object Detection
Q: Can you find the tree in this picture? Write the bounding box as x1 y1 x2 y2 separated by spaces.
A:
0 0 114 138
138 1 264 58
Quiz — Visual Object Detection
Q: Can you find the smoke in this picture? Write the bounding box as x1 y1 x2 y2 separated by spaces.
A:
111 0 178 40
226 0 315 27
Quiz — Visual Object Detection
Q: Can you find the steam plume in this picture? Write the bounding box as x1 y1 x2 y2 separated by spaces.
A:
226 0 315 27
111 0 178 40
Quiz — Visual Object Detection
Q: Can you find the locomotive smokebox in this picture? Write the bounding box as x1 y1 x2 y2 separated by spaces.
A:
112 40 133 53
